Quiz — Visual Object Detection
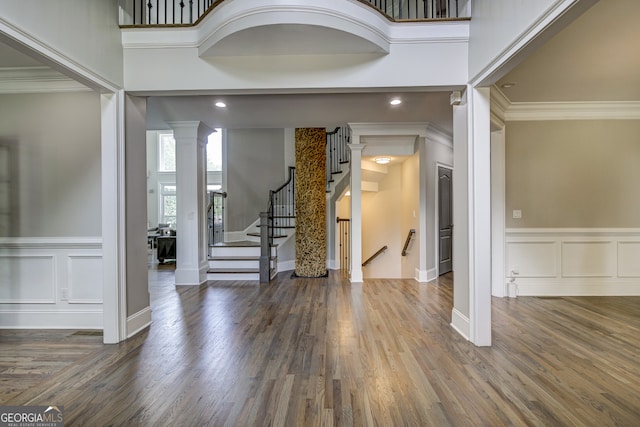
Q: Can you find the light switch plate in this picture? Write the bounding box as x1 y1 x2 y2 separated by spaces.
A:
512 210 522 219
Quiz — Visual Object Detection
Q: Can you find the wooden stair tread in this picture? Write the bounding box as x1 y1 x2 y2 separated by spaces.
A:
247 232 287 238
209 256 276 261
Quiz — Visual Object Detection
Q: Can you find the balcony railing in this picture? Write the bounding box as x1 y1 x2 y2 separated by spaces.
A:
120 0 469 26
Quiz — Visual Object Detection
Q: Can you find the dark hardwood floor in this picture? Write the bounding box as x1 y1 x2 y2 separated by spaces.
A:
1 268 639 426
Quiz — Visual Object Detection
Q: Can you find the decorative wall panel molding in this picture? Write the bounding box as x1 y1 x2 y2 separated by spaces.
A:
0 238 103 328
506 229 640 296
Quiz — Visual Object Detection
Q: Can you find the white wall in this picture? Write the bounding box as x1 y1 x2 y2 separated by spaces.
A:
0 91 104 329
226 129 285 231
0 0 124 89
0 92 102 237
401 154 420 278
362 164 403 278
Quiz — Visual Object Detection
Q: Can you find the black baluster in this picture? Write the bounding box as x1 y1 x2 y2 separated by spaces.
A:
189 0 194 23
180 0 185 24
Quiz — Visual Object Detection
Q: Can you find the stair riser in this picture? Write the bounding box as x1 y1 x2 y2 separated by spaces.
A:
210 247 260 257
208 260 259 269
207 273 259 281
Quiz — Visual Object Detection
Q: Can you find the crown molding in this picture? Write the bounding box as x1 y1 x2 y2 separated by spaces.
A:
491 85 640 121
505 101 640 121
490 85 509 121
0 66 90 94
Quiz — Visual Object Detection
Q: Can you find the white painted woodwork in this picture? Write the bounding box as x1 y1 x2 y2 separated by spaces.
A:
0 238 103 329
348 142 365 283
506 229 640 295
170 121 212 286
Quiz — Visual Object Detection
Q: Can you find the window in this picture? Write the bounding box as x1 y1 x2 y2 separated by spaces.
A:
158 133 176 172
160 184 176 227
207 130 222 171
158 130 222 172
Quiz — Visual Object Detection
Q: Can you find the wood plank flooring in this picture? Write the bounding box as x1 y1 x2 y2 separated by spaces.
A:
1 270 639 426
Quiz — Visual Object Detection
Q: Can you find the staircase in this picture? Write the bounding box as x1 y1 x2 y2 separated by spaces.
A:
207 241 277 280
208 126 352 282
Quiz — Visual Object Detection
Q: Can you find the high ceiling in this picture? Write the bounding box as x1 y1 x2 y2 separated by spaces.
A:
497 0 640 103
0 0 637 130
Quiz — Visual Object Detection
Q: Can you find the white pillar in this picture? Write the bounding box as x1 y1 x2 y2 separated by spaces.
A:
169 121 212 286
467 86 492 346
348 140 365 283
101 90 127 344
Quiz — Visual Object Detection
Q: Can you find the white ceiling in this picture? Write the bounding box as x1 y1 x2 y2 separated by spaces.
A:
0 0 636 132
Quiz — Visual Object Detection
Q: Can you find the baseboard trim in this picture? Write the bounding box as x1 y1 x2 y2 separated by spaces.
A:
450 308 470 341
515 280 640 296
415 268 437 283
127 306 152 338
0 310 102 329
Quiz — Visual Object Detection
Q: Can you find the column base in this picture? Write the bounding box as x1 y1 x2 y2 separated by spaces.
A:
350 268 363 283
175 265 208 286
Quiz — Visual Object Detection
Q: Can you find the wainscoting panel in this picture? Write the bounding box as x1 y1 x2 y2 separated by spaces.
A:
617 241 640 277
68 255 103 303
0 255 55 303
561 241 615 278
506 229 640 296
0 238 103 328
506 241 557 277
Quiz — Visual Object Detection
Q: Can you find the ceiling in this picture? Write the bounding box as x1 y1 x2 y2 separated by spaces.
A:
0 0 637 132
496 0 640 103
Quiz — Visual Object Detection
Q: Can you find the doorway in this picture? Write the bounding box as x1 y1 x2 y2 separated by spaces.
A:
438 165 453 275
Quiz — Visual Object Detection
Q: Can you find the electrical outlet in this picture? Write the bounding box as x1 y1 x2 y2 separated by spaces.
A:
61 288 69 301
512 210 522 219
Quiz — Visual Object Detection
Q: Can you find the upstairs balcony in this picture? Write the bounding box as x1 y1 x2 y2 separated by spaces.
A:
119 0 471 26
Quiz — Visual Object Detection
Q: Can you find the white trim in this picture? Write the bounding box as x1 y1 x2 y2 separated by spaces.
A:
0 16 120 92
0 310 102 329
490 86 510 122
515 280 640 297
0 67 91 94
425 125 453 148
127 306 152 338
415 268 437 283
506 228 640 236
490 128 506 297
492 85 640 121
506 228 640 296
101 91 128 344
450 308 470 341
0 237 101 249
505 101 640 121
469 0 594 86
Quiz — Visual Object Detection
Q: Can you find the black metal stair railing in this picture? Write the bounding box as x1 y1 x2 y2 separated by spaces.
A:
120 0 466 26
326 126 351 192
365 0 461 20
268 167 296 246
121 0 217 26
207 190 226 246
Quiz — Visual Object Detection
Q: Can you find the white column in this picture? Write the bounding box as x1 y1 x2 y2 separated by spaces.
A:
101 90 127 344
467 86 492 346
169 121 212 286
348 140 365 283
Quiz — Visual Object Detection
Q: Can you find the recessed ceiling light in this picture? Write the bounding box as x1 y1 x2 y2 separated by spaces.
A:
500 82 516 89
375 157 391 165
390 98 402 106
215 101 227 108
